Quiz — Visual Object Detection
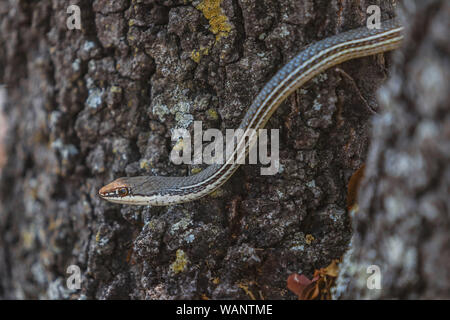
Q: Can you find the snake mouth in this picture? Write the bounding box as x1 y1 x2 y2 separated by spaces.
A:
98 188 110 198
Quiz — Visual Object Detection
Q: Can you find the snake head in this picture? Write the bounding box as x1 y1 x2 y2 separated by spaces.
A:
98 178 131 201
98 175 196 205
98 176 172 205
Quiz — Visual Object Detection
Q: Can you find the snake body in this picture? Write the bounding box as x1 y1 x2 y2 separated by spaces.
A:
99 18 403 205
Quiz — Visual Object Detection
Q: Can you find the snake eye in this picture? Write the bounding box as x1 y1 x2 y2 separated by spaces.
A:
117 187 129 197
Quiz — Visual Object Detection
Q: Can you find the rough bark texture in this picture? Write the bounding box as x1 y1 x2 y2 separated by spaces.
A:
336 0 450 299
0 0 405 299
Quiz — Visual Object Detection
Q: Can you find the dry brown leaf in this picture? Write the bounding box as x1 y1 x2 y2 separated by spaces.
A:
287 260 341 300
287 273 319 300
346 164 365 211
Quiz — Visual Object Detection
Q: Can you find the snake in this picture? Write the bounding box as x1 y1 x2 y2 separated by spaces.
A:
99 18 403 206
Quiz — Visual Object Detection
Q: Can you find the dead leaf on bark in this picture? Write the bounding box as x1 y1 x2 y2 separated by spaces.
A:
346 164 365 211
287 259 340 300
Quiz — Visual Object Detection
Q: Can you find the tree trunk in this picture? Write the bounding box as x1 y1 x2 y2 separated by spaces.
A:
1 0 443 300
335 0 450 299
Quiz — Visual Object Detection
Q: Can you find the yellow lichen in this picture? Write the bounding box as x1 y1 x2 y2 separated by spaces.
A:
305 234 315 245
206 108 219 120
191 50 201 63
191 46 210 63
139 159 152 170
191 167 203 174
172 138 185 152
196 0 231 41
171 249 189 274
110 86 122 93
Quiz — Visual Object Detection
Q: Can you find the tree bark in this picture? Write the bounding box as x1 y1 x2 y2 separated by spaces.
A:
336 0 450 299
2 0 441 300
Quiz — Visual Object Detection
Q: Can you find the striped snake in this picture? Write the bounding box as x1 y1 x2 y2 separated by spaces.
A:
99 18 404 206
